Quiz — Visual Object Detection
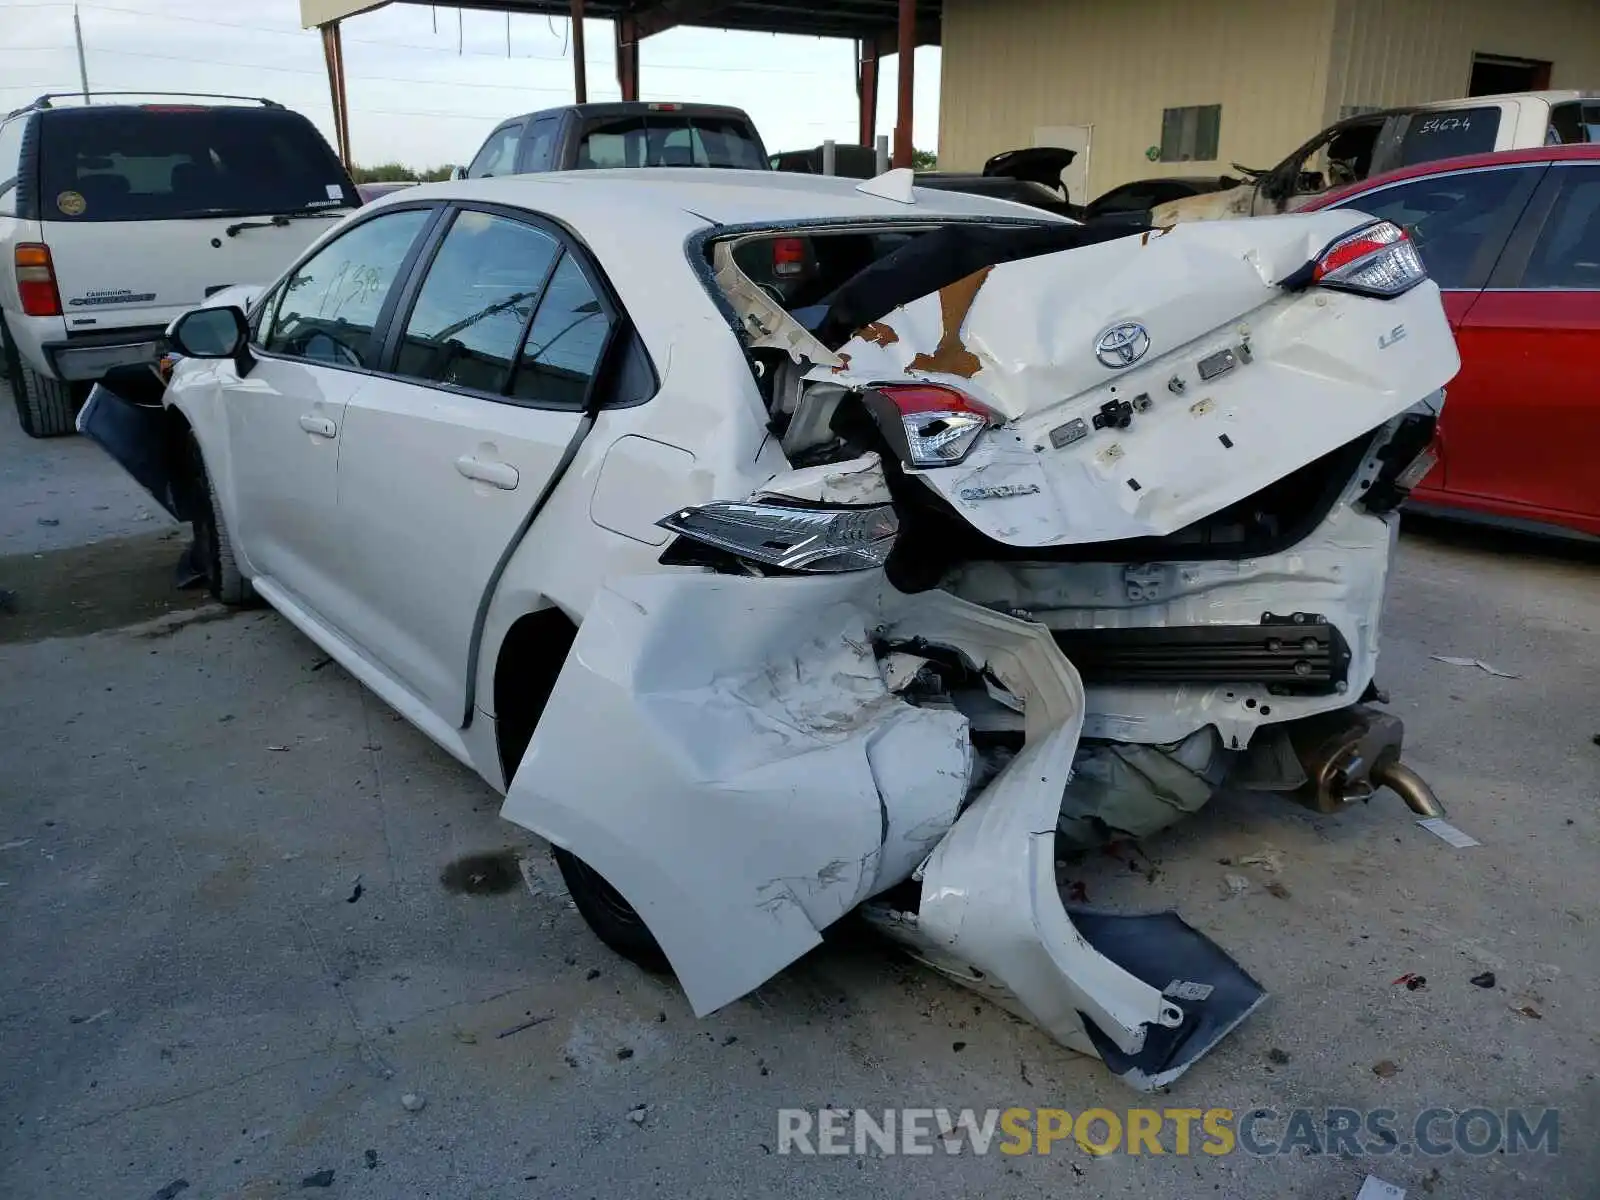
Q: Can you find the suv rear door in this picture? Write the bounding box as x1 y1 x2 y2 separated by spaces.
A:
37 105 357 333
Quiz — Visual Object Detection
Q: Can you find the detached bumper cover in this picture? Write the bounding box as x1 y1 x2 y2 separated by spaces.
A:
501 571 1261 1086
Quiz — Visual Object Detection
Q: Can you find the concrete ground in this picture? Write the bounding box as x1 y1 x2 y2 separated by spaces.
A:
1 384 1596 1200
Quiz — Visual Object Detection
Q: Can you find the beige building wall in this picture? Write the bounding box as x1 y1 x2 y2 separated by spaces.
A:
939 0 1600 199
938 0 1339 195
1325 0 1600 115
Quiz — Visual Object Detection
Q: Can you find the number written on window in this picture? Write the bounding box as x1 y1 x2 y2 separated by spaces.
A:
262 208 430 367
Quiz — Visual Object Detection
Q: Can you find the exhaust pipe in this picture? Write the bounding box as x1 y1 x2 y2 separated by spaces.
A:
1284 704 1444 817
1371 759 1445 818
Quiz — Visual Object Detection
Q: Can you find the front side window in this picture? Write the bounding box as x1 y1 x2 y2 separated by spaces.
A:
395 210 560 393
1519 165 1600 291
467 124 523 178
1398 108 1502 167
1338 167 1536 289
261 208 431 367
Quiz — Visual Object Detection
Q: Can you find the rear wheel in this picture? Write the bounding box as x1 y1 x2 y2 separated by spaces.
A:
1 317 76 439
552 846 671 974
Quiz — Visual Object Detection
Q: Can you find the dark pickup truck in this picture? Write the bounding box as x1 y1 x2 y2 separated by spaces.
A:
460 101 770 177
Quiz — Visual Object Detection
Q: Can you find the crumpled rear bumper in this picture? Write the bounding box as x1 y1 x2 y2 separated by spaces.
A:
499 569 1262 1087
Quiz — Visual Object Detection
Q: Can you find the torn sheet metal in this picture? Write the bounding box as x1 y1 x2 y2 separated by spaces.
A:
499 569 970 1016
812 212 1459 547
754 451 892 507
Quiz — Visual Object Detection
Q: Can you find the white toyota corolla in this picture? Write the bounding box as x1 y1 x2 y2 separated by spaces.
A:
82 167 1458 1088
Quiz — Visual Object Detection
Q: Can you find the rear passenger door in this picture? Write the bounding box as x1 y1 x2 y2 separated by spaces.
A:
1445 162 1600 521
332 205 620 724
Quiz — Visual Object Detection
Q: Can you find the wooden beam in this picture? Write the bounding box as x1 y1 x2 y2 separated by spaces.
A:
571 0 587 102
319 21 351 168
633 0 733 40
614 14 639 101
857 38 878 148
892 0 914 168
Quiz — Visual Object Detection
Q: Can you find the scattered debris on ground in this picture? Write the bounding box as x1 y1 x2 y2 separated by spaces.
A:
1372 1060 1400 1078
1223 873 1250 897
148 1181 189 1200
1470 971 1496 988
364 1149 379 1170
1265 881 1292 900
1355 1175 1405 1200
300 1168 334 1188
401 1092 426 1112
346 876 363 904
627 1105 648 1125
1393 972 1426 991
1416 817 1481 848
496 1015 553 1039
439 850 521 895
1430 654 1520 678
1240 848 1284 873
1267 1047 1290 1065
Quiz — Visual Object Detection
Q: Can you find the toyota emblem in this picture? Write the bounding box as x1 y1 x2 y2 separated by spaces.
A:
1095 322 1151 369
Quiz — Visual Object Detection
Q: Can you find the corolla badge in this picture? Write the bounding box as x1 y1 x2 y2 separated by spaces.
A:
1095 322 1151 369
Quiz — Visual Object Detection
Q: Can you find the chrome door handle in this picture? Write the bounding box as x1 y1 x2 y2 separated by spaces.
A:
299 415 337 438
455 455 520 490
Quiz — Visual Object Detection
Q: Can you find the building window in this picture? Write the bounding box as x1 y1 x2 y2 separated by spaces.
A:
1160 105 1221 162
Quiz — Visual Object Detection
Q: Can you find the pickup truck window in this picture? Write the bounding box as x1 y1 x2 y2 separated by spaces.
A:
467 123 523 178
1398 108 1501 167
575 115 765 170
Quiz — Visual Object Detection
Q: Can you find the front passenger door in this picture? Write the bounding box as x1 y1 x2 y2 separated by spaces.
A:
223 206 435 623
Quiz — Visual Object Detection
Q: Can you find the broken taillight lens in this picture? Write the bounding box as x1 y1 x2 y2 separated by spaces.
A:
1309 220 1426 298
15 244 62 318
657 501 898 573
866 383 996 470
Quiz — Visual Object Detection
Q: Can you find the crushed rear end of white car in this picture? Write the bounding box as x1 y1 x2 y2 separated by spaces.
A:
500 208 1458 1087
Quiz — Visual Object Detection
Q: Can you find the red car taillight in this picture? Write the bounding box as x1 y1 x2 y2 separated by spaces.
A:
866 383 997 469
771 236 807 278
15 244 62 318
1304 220 1426 298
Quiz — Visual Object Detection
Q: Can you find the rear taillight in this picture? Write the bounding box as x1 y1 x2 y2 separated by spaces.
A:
14 244 62 318
1308 220 1426 298
771 237 807 278
866 383 996 469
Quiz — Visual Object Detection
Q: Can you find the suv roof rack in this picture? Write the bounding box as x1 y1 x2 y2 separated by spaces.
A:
27 91 283 111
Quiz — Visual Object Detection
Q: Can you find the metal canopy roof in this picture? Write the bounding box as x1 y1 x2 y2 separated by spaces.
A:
301 0 941 44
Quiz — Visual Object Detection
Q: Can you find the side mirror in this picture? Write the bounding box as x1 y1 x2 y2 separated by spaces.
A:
452 165 468 180
167 305 253 374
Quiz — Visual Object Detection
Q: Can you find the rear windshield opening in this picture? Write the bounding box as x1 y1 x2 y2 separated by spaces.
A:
575 115 766 170
39 107 356 222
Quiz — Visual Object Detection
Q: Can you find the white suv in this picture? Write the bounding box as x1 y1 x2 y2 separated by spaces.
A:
0 93 357 437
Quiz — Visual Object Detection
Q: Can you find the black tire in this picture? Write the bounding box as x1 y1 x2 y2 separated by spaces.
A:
2 315 76 438
552 846 671 974
191 454 253 606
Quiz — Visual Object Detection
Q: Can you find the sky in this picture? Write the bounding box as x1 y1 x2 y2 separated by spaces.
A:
0 0 943 169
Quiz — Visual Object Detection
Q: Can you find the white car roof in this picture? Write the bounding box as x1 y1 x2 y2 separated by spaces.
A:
384 168 1059 234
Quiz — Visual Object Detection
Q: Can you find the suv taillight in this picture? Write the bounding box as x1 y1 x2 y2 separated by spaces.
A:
14 244 62 318
1307 220 1426 298
865 383 997 469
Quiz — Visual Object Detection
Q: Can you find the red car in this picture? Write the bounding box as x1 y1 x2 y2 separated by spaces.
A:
1304 144 1600 540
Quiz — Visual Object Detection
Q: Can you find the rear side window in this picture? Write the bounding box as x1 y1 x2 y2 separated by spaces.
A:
1519 165 1600 290
262 208 430 368
1398 108 1501 167
511 256 610 406
1547 102 1600 145
396 210 561 393
0 117 25 202
1338 166 1537 289
37 106 355 222
575 114 765 169
519 117 558 172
